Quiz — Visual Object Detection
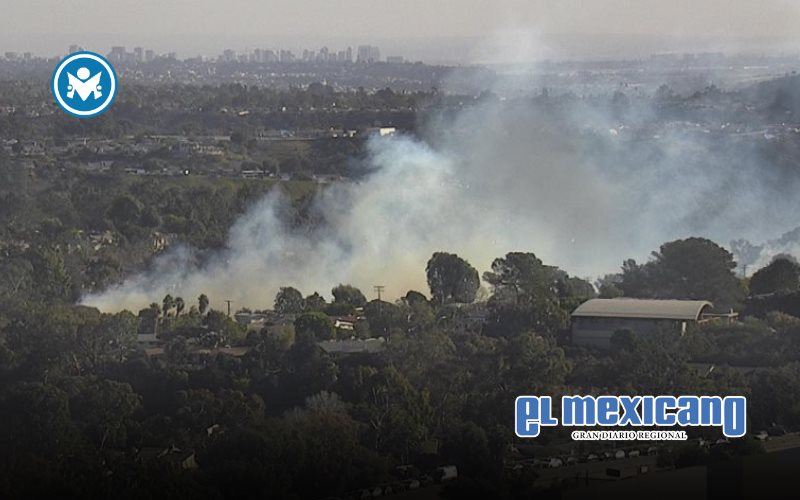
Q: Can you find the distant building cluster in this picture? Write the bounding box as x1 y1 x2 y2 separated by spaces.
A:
218 44 401 65
45 44 409 66
356 45 381 63
104 45 171 64
2 51 32 61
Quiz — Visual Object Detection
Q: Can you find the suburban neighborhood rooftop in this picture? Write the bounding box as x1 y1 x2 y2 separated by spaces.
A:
571 298 714 321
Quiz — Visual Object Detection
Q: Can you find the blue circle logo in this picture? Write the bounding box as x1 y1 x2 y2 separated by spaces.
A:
51 51 117 118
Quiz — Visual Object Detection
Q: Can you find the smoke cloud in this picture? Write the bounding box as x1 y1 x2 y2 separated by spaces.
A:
83 37 800 312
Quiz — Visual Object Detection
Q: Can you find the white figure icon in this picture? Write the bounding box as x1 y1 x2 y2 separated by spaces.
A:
66 67 102 101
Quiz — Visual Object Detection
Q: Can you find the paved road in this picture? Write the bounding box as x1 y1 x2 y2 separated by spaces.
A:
533 455 659 486
764 433 800 452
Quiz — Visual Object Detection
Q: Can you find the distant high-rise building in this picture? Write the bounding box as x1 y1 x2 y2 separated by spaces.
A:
221 49 236 62
134 47 144 63
109 46 126 63
145 49 155 62
386 56 404 64
68 44 83 54
356 45 380 63
279 50 295 63
264 50 278 62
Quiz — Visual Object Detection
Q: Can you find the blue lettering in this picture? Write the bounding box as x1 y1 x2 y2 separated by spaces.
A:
618 396 642 425
676 396 700 425
597 396 618 425
723 396 747 438
515 396 558 437
655 396 677 426
700 396 722 426
641 396 655 425
562 396 596 426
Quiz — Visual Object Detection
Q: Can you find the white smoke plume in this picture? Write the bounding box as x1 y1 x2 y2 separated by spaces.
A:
83 37 800 312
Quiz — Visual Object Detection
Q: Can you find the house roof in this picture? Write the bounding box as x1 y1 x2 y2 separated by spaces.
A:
318 337 386 354
571 298 713 321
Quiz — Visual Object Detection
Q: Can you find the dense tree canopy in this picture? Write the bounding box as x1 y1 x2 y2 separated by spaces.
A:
426 252 480 305
274 286 305 314
619 237 744 307
331 284 368 307
749 257 800 295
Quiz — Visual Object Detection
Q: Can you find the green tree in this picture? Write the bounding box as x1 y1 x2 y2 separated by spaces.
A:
597 273 624 298
482 252 571 336
106 195 142 231
68 377 142 450
621 238 744 307
274 286 305 314
483 252 565 302
363 300 406 336
441 421 493 477
203 310 245 344
749 257 800 295
280 330 339 408
295 312 335 340
198 294 210 315
353 367 433 462
331 284 367 307
0 258 33 298
404 290 429 306
162 294 175 317
610 328 637 352
174 296 185 315
426 252 480 305
304 292 327 312
0 382 81 457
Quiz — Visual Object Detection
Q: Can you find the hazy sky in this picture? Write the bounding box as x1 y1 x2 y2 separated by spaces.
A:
2 0 799 60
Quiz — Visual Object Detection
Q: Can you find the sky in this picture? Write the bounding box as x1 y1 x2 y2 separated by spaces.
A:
2 1 800 61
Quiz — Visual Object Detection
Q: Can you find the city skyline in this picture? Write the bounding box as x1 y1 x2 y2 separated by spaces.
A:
5 43 397 65
3 1 800 63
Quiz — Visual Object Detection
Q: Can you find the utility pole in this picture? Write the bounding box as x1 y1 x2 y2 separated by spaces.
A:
224 300 233 316
742 265 748 279
373 285 385 315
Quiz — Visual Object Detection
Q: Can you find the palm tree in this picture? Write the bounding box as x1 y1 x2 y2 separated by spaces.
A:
175 297 185 316
198 294 210 315
162 294 175 317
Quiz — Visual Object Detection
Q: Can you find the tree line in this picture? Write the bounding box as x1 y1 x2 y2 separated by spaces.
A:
2 236 800 498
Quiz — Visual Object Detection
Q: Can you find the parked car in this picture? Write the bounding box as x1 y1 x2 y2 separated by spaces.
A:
532 458 550 469
548 458 564 468
753 430 769 441
628 449 641 457
614 450 626 459
433 465 458 483
767 425 787 437
405 479 420 490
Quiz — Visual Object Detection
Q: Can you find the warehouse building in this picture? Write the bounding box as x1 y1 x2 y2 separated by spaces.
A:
571 298 731 348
